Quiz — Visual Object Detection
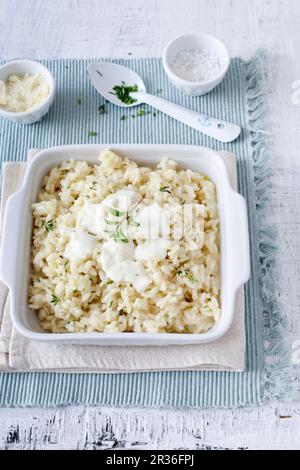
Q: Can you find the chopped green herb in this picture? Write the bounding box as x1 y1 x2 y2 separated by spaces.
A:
128 216 140 227
120 115 126 121
108 207 125 217
153 112 157 117
105 225 128 243
104 219 119 225
107 300 113 308
88 130 97 137
117 227 128 242
76 98 81 105
50 294 58 306
103 229 116 236
160 186 171 194
131 114 135 118
45 219 55 232
128 52 132 56
177 268 197 282
106 280 113 285
177 268 191 277
136 109 147 116
111 83 138 105
98 104 106 114
156 88 163 94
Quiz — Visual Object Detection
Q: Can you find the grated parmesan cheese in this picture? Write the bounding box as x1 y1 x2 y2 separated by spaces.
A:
171 48 221 82
0 73 50 113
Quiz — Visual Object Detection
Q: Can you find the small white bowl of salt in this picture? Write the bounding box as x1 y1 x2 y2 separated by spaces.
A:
162 33 230 96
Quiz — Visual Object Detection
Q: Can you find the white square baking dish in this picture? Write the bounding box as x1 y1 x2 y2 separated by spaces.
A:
0 144 250 345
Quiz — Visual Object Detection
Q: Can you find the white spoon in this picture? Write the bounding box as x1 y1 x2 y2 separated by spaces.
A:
87 62 241 143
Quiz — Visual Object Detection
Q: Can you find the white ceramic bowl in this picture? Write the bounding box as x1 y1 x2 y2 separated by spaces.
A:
162 33 230 96
0 60 55 124
0 144 250 345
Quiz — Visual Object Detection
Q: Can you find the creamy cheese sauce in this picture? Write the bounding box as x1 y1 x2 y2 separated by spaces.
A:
99 239 151 292
64 228 97 262
64 190 170 291
99 239 135 270
101 189 142 213
76 189 141 239
134 239 169 262
132 203 170 240
77 202 106 236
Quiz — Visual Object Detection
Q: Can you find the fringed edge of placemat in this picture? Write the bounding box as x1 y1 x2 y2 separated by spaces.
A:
246 50 297 401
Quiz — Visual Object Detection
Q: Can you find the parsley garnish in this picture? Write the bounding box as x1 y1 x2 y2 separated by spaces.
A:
117 228 129 242
136 109 150 116
177 268 196 282
76 98 81 105
120 115 126 121
160 186 171 194
110 83 138 105
127 216 140 227
108 207 125 217
104 219 119 225
88 130 97 137
177 268 191 277
51 294 58 306
45 220 55 232
98 104 106 114
104 225 128 243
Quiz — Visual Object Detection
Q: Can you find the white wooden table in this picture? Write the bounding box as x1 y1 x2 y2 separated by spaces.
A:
1 0 300 450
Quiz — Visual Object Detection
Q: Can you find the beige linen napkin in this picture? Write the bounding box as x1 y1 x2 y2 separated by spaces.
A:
0 150 245 372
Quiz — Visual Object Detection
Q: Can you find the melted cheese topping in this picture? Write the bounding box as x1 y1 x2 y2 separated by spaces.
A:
132 203 170 240
77 202 106 236
99 239 151 292
101 189 142 213
134 239 169 262
65 191 170 291
64 229 97 262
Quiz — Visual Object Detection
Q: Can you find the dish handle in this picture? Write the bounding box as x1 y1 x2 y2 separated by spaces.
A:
227 191 251 290
0 191 24 288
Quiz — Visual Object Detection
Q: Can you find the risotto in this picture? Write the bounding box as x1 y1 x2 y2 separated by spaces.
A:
29 149 220 333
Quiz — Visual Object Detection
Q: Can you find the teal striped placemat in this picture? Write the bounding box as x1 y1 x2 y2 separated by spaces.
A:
0 53 294 407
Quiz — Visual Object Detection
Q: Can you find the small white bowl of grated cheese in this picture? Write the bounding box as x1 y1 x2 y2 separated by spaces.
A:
162 33 230 96
0 60 55 124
